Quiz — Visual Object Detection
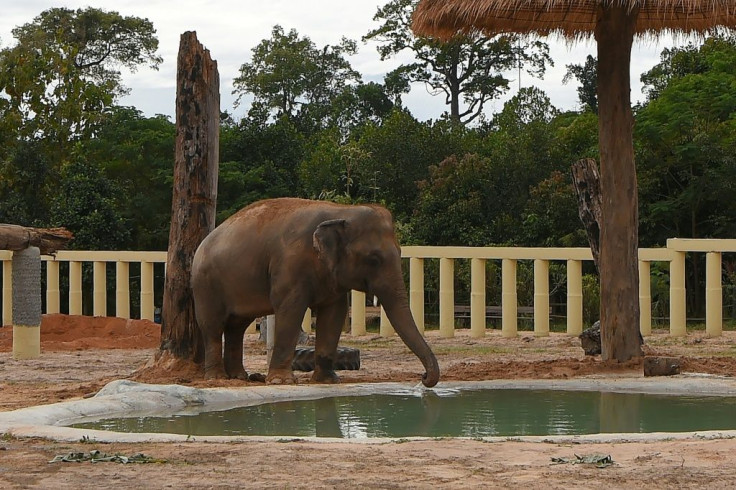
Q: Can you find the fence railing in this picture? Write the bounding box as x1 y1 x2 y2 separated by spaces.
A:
2 238 735 338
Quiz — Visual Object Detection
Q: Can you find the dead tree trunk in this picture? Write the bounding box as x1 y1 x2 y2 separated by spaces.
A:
160 31 220 362
571 158 602 273
0 224 73 255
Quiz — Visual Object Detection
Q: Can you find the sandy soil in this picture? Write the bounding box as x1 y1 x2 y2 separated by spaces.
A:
0 314 735 489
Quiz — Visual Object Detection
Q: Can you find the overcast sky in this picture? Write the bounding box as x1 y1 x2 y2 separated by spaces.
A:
1 1 695 122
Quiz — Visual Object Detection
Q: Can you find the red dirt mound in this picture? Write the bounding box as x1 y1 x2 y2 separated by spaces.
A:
0 314 160 351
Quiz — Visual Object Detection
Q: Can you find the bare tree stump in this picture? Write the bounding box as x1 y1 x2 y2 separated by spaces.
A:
571 158 602 273
160 31 220 362
0 224 72 255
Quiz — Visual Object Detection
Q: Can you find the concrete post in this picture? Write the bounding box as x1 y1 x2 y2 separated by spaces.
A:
116 261 130 319
501 258 518 338
46 260 60 314
379 306 395 336
470 258 486 338
12 247 41 359
533 259 550 337
266 314 275 365
639 260 652 336
409 258 425 333
669 252 687 337
140 261 154 321
439 257 454 338
93 261 106 317
705 252 722 337
302 308 312 334
351 290 366 336
566 260 583 336
68 261 82 315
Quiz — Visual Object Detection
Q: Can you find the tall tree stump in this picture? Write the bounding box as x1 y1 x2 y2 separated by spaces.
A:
571 158 602 273
159 31 220 363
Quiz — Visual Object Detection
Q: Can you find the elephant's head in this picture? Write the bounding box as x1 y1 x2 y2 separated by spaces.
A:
313 206 440 387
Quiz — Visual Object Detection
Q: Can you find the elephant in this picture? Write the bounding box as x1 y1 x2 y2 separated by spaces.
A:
190 198 440 387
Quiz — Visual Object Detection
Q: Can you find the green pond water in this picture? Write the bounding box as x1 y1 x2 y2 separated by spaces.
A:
71 389 736 438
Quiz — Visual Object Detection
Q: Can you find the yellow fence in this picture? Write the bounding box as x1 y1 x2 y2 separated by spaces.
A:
1 238 735 337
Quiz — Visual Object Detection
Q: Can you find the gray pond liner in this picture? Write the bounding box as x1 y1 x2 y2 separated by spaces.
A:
1 377 736 443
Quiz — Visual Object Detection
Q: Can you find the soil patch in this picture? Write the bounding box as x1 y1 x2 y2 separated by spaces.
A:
0 314 735 488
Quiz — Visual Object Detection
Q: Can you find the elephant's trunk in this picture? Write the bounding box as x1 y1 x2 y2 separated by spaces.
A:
376 283 440 388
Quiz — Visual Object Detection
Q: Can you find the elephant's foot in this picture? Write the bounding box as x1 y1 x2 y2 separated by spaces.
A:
225 364 249 381
266 369 297 385
311 368 340 384
204 366 228 380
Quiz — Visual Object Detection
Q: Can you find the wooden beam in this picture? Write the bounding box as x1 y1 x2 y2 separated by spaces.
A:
0 224 73 255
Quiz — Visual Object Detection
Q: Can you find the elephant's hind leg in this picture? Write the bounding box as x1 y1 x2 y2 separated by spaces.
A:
223 316 252 380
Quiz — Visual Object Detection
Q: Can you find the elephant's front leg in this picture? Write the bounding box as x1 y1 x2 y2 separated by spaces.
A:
266 303 308 385
312 296 348 384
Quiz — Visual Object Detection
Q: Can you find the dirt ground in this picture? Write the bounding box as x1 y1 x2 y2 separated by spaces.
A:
0 314 735 489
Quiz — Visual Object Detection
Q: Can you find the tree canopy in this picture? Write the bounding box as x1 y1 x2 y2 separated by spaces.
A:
364 0 552 125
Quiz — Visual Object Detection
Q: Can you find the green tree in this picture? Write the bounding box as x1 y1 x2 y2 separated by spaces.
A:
217 115 305 221
562 55 598 113
0 139 55 226
233 25 360 131
363 0 552 125
636 36 736 243
49 159 130 250
0 7 161 156
79 106 175 250
356 110 469 217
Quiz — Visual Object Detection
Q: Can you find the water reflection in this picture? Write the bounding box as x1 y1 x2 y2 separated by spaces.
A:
72 389 736 438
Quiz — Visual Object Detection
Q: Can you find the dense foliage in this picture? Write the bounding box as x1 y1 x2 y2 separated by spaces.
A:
2 8 736 317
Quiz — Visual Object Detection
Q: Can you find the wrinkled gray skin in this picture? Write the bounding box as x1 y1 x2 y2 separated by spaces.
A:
191 198 440 387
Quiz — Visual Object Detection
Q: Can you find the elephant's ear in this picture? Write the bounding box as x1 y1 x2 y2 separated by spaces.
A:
313 219 347 278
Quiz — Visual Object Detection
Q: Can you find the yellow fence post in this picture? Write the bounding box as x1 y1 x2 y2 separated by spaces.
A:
93 261 106 317
69 261 83 315
116 261 130 319
302 308 312 334
705 252 722 337
470 258 486 338
140 261 154 321
639 260 652 336
409 257 425 334
2 260 11 326
566 260 583 336
380 306 395 336
501 258 517 338
534 259 550 337
669 251 687 337
46 260 60 314
439 257 455 338
351 290 366 336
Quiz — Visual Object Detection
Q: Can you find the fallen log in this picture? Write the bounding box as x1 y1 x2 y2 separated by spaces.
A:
0 224 73 255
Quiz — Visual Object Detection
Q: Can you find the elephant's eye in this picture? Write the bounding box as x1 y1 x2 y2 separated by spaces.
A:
364 254 382 267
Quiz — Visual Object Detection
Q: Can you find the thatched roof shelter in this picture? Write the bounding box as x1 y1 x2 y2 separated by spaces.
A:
412 0 736 363
413 0 736 39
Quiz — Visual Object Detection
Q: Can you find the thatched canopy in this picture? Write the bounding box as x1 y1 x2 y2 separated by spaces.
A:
412 0 736 40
